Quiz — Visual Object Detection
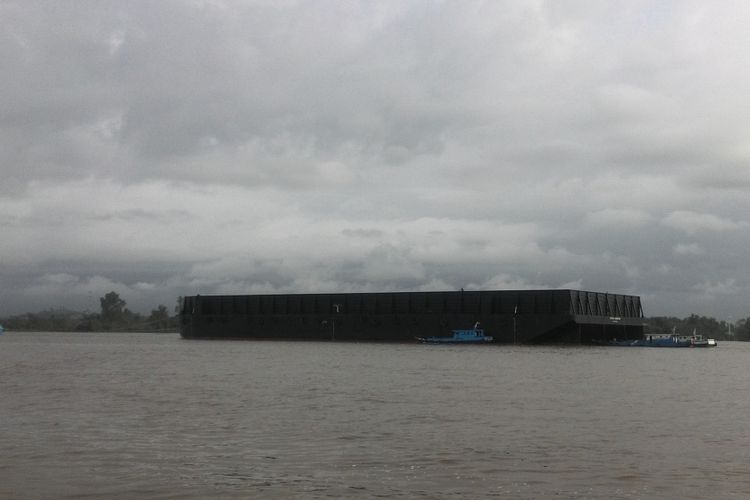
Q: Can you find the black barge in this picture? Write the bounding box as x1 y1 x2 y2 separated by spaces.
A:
179 289 644 344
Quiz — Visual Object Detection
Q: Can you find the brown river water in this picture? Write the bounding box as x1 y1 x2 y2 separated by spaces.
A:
1 331 749 499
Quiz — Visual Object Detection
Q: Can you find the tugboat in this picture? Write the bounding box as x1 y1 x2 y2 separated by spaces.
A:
416 323 494 344
688 330 717 347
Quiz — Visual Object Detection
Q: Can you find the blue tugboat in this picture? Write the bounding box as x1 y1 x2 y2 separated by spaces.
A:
417 323 494 344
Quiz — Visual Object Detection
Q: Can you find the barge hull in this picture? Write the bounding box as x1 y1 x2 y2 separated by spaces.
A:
179 289 644 344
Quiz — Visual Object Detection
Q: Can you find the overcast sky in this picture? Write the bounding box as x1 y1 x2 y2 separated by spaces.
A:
1 1 748 319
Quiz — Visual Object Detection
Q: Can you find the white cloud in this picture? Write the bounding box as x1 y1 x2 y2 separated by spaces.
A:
673 243 703 256
662 211 746 234
584 208 654 229
691 279 739 298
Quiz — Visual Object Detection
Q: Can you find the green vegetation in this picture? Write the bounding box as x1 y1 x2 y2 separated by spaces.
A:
0 292 179 332
645 314 749 341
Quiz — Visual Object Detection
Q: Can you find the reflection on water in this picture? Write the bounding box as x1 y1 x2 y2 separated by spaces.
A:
1 332 749 498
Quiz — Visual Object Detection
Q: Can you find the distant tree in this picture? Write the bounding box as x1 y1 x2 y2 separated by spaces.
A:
645 315 733 340
736 318 750 342
100 291 127 327
645 316 678 336
148 305 170 331
122 307 143 328
1 308 85 332
683 314 725 339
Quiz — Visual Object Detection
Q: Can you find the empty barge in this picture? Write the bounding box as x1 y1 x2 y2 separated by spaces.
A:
179 289 644 344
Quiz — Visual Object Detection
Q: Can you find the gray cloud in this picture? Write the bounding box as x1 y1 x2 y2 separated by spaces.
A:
1 1 749 319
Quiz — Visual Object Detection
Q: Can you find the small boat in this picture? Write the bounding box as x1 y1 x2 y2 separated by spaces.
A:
688 331 717 347
417 323 494 344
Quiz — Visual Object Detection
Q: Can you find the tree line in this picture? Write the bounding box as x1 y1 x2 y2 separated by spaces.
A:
1 291 749 340
0 292 179 332
645 314 749 341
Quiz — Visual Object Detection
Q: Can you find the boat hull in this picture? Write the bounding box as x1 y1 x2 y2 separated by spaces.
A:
417 337 494 344
690 339 718 347
598 335 718 347
603 339 691 347
417 327 494 344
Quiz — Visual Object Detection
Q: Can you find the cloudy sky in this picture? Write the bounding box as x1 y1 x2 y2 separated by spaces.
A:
1 1 748 319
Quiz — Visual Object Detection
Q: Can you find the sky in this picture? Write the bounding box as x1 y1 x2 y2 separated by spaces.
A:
1 0 748 320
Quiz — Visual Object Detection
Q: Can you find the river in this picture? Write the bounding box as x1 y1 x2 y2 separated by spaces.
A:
1 331 748 498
